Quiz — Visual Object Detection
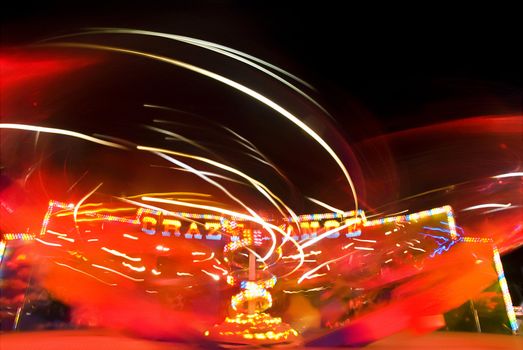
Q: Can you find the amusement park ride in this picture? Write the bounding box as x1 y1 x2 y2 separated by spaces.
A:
0 197 518 346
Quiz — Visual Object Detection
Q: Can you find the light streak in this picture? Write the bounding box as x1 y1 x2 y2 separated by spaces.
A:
57 236 75 243
298 253 351 284
385 259 393 263
55 262 116 286
492 172 523 178
283 287 329 294
306 197 344 214
282 250 322 260
408 246 426 252
151 269 161 276
482 206 519 214
101 247 141 262
122 262 146 272
302 273 326 280
462 203 511 211
87 238 99 242
177 272 193 277
35 238 62 247
201 269 220 281
56 207 136 217
299 222 351 250
46 230 67 236
213 264 229 275
493 247 519 333
0 123 126 149
193 252 215 263
92 264 145 282
342 242 354 250
145 290 159 294
141 152 279 263
138 145 300 230
354 246 374 251
66 27 326 128
123 233 138 240
74 183 103 228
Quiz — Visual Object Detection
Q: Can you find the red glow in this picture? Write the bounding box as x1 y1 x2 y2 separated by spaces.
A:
0 55 97 90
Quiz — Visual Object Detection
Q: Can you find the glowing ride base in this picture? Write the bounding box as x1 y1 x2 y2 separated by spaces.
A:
205 313 299 345
206 242 299 345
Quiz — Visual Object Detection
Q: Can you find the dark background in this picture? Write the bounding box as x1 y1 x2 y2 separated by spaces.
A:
2 1 522 306
2 1 522 135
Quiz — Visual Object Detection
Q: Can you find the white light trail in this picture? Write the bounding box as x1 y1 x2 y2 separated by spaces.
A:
493 172 523 178
101 247 141 262
0 123 126 149
201 269 220 281
462 203 511 211
92 264 145 282
193 252 215 263
55 262 116 286
46 42 358 210
35 238 62 247
122 262 146 272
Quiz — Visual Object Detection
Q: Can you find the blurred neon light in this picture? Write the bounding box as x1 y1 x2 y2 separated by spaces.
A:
492 247 519 333
364 205 459 240
3 233 35 241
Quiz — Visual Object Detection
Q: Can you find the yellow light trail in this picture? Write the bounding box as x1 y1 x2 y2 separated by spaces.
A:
73 183 104 228
138 145 300 227
143 152 280 263
193 252 215 263
35 238 62 247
